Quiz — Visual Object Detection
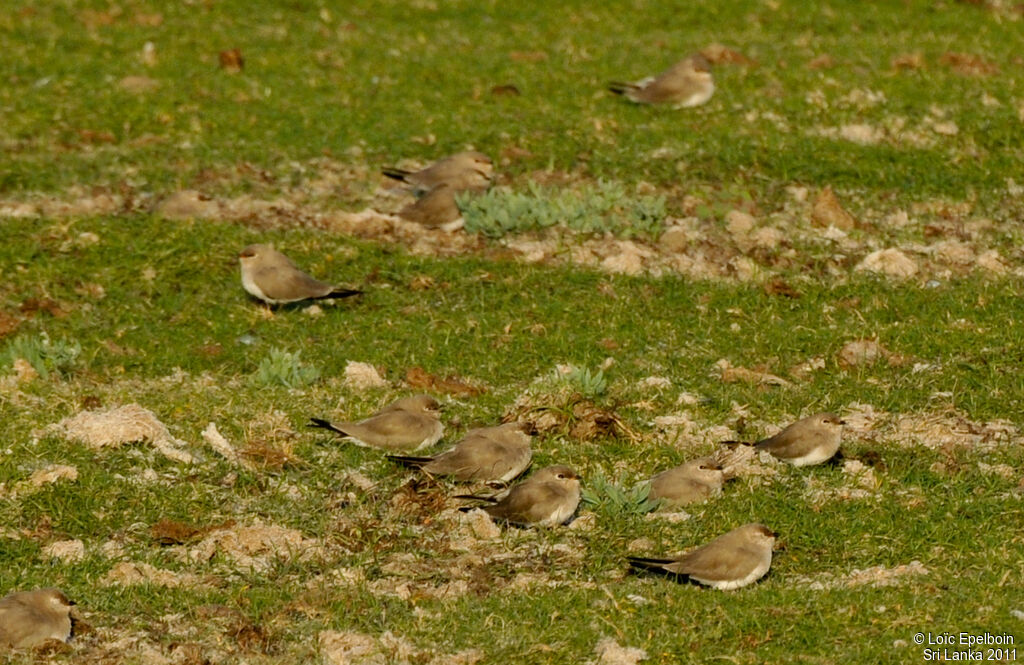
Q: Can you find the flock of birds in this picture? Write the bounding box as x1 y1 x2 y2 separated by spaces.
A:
2 53 843 650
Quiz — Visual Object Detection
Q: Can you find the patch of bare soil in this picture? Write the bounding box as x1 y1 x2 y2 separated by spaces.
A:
790 560 928 590
3 162 1022 284
47 403 195 463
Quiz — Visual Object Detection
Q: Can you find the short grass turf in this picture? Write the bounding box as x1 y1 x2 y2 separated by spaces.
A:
2 0 1024 663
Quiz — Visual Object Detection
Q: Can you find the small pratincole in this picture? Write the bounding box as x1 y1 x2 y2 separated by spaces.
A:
388 421 532 483
382 151 493 195
647 456 724 508
608 53 714 108
309 395 443 452
728 413 845 466
458 465 581 527
628 523 778 590
238 244 361 307
0 588 76 649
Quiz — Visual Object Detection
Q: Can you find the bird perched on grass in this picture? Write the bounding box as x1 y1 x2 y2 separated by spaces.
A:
628 523 777 590
608 54 714 108
397 183 465 231
727 413 845 466
647 456 724 508
458 465 581 527
389 421 532 483
238 244 361 307
309 395 443 452
0 588 75 649
382 151 493 196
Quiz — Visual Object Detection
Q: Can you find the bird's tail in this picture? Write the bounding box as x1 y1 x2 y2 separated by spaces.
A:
319 288 363 300
381 167 412 182
308 418 347 436
607 81 637 96
626 556 674 573
388 455 432 469
453 493 499 506
721 440 755 450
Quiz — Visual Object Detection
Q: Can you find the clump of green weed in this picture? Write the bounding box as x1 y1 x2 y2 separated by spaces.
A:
563 366 607 398
1 333 82 378
459 181 666 239
251 348 320 389
581 473 661 516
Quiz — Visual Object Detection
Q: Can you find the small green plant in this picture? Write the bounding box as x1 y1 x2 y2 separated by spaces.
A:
581 473 662 516
1 333 81 379
251 348 320 389
459 181 667 239
564 365 607 398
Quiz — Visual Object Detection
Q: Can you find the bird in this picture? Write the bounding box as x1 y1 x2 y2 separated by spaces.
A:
382 151 493 195
628 523 778 590
397 183 464 231
0 588 75 649
388 421 532 483
458 465 581 527
647 456 725 508
237 244 361 307
728 413 845 466
608 54 714 108
309 395 443 452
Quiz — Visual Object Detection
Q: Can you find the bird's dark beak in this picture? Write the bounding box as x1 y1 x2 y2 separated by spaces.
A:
68 599 77 606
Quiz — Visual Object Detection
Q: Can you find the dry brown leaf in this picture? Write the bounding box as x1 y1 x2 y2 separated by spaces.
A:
241 438 303 471
700 43 757 66
151 518 203 545
219 48 244 73
716 359 791 387
77 128 117 143
764 277 800 298
569 402 621 440
806 54 836 70
500 145 533 163
0 311 21 337
509 51 547 62
939 52 998 76
79 9 119 28
405 366 485 396
490 84 521 97
891 52 926 70
151 518 236 545
409 275 436 290
132 12 163 26
811 186 857 230
230 619 273 654
389 478 448 520
20 297 68 318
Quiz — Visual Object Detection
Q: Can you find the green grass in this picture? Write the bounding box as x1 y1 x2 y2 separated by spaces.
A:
2 0 1023 662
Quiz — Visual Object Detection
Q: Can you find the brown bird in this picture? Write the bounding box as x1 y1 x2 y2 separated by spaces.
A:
309 395 443 452
397 183 464 231
628 523 777 590
729 413 845 466
0 588 75 649
388 421 532 483
647 456 725 508
382 151 493 195
608 54 714 108
238 244 361 307
459 465 581 527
